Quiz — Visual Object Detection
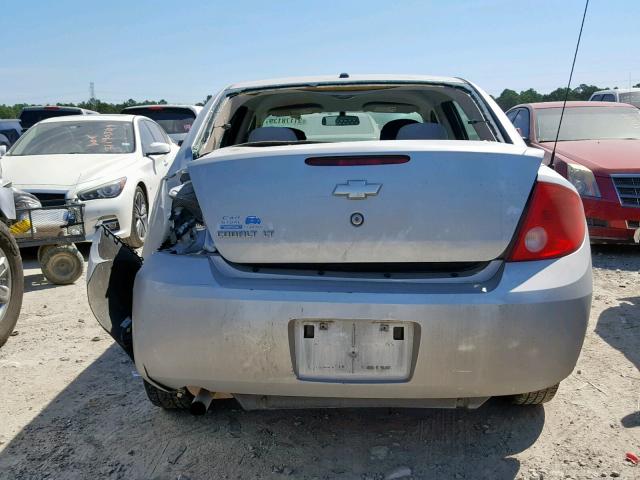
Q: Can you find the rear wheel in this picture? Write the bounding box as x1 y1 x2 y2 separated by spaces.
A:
125 186 148 248
40 244 84 285
0 222 24 347
511 384 559 405
143 380 194 410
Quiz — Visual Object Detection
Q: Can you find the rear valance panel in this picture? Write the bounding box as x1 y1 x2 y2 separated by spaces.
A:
188 141 541 264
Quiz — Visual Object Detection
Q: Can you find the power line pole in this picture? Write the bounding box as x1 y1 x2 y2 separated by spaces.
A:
89 82 96 109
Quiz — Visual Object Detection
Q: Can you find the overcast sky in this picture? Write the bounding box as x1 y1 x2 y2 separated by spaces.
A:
1 0 638 105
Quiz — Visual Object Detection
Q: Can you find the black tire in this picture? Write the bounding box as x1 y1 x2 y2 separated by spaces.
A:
511 384 559 405
40 244 84 285
125 186 148 248
143 380 193 410
37 244 54 265
0 222 24 347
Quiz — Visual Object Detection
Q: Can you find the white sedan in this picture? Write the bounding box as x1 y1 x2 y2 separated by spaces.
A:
0 115 178 246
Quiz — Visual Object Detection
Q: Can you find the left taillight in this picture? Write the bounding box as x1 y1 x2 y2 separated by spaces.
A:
508 181 586 262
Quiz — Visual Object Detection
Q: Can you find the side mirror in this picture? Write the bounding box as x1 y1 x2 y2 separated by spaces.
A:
515 128 530 145
0 145 6 157
146 142 171 157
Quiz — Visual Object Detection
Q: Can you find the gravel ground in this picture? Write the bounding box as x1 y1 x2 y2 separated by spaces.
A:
0 245 638 480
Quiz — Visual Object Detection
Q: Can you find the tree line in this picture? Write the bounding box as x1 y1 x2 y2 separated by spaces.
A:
494 83 640 110
0 98 194 119
1 84 638 119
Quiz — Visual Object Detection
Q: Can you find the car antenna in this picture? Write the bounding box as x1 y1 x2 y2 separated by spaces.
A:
549 0 590 169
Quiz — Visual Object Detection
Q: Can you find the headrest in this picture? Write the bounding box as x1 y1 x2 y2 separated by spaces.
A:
248 127 298 143
380 119 419 140
289 128 307 140
396 122 448 140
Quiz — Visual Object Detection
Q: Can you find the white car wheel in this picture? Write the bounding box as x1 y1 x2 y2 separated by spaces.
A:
127 187 148 248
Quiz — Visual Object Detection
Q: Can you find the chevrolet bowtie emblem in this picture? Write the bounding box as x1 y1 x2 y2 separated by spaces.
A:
333 180 382 200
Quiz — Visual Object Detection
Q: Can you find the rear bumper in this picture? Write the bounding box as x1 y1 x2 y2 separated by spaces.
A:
130 240 592 402
583 197 640 242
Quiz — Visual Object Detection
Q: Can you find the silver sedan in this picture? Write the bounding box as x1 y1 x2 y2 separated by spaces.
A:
87 74 591 414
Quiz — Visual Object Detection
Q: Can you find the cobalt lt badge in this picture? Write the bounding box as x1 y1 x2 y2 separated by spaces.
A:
350 212 364 227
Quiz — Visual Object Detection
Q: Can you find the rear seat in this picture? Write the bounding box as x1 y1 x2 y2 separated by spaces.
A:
396 122 448 140
248 127 299 142
380 119 418 140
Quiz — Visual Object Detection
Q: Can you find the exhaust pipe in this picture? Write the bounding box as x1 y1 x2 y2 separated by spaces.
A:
190 388 214 416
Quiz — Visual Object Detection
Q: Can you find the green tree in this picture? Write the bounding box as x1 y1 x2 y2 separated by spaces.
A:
495 89 520 110
0 104 25 118
543 87 572 102
518 88 543 104
572 83 602 100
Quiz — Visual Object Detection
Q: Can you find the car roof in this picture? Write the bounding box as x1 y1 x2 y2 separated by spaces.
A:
513 101 637 110
122 104 202 112
225 74 467 92
38 114 136 124
20 105 98 113
592 88 640 95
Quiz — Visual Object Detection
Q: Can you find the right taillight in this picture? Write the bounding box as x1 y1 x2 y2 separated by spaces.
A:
508 181 586 262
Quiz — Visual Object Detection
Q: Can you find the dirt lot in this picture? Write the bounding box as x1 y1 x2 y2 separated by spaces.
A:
0 245 638 480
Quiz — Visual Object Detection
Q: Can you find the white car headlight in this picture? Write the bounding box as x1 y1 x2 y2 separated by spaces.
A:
77 177 127 201
567 164 600 198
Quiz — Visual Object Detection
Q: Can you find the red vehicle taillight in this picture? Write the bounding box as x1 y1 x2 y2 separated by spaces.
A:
508 181 586 262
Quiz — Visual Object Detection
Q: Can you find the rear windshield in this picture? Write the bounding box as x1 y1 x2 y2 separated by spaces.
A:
193 83 498 157
8 121 135 155
19 109 82 130
123 107 196 135
619 92 640 108
536 106 640 142
262 112 426 142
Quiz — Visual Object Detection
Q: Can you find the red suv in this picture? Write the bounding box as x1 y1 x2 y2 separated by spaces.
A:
507 101 640 243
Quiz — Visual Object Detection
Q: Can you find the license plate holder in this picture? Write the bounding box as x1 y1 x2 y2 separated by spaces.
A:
294 320 414 381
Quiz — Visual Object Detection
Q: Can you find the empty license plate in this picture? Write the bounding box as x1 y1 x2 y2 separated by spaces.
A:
294 320 414 381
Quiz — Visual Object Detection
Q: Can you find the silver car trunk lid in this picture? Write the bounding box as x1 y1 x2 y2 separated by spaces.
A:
188 141 541 264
